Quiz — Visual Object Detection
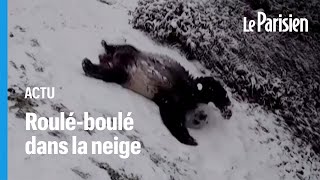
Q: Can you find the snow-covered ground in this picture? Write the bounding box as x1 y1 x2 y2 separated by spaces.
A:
8 0 320 179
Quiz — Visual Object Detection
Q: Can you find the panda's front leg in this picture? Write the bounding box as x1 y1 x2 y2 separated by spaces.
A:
158 104 198 146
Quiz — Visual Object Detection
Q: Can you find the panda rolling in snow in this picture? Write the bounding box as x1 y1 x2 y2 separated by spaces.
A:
82 40 232 146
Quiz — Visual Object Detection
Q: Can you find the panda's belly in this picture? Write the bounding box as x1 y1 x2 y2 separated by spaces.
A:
123 60 172 99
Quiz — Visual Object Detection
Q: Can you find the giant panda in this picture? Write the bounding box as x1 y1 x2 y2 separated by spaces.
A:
81 40 232 146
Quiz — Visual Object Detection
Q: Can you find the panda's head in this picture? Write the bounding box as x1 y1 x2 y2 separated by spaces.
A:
194 77 232 119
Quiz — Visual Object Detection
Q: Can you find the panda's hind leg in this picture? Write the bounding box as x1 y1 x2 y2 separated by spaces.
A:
82 58 102 78
101 40 115 54
82 58 128 84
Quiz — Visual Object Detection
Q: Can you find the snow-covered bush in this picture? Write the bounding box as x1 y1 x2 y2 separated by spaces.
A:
130 0 320 154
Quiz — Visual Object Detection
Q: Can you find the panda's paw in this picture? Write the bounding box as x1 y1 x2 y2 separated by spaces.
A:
179 134 198 146
185 136 198 146
82 58 94 76
101 40 107 48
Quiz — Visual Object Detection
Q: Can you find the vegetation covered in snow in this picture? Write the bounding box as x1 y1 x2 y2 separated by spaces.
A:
131 0 320 156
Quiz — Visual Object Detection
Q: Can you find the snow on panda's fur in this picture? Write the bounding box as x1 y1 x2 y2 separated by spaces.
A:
82 40 232 145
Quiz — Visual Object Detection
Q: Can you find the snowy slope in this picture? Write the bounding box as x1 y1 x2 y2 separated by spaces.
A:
8 0 319 180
